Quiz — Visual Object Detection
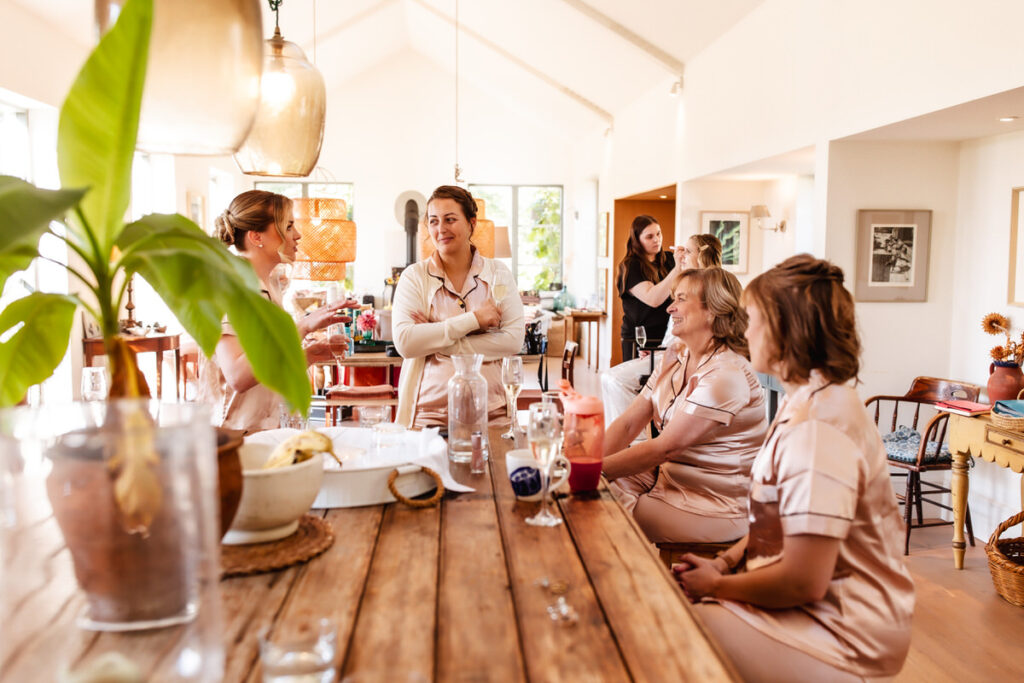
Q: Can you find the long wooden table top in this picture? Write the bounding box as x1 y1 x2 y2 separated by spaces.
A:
6 428 735 681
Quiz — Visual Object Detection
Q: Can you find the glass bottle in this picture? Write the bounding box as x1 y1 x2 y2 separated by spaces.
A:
448 354 489 464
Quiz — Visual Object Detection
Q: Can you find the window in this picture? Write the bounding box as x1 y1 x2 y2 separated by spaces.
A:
254 181 356 289
470 184 563 291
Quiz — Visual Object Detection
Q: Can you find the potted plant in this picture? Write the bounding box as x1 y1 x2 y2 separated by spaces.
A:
981 312 1024 402
0 0 309 629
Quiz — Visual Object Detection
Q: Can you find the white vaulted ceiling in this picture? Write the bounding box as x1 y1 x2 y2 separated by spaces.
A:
12 0 764 136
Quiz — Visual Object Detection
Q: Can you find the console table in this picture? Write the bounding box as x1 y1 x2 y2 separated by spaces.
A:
82 333 181 400
948 413 1024 569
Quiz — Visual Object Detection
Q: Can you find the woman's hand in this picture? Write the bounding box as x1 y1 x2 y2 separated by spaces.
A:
473 298 501 330
298 298 359 337
671 245 687 270
672 553 724 601
409 311 430 324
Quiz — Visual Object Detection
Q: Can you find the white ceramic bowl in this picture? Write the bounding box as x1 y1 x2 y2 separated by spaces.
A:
223 442 324 545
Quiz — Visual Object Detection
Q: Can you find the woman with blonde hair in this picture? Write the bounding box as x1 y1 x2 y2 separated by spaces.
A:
674 255 914 682
392 185 525 428
199 190 354 433
604 267 767 544
600 233 722 438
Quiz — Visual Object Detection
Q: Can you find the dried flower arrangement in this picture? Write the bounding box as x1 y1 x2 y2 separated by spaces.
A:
982 312 1024 365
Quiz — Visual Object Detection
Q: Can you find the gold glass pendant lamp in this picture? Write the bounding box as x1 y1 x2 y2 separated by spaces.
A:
234 0 327 177
95 0 264 155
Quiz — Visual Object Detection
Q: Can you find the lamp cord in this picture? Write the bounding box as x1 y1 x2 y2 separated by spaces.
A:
268 0 282 30
454 0 462 182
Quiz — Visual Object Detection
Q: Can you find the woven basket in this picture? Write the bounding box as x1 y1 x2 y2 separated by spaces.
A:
985 510 1024 607
989 411 1024 431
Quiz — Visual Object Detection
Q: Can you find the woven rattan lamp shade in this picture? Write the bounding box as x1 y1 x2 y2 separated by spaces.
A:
292 198 356 281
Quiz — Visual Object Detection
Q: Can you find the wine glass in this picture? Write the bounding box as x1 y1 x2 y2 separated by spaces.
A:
327 323 349 382
525 402 564 527
491 281 509 304
501 356 524 440
81 367 108 401
635 326 647 357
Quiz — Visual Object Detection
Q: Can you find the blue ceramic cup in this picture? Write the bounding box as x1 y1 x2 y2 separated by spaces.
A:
505 448 570 502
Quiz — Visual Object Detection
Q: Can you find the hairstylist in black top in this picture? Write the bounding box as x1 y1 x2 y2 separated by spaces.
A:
615 215 684 361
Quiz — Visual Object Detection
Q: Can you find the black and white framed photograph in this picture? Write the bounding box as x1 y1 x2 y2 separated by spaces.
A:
855 210 931 302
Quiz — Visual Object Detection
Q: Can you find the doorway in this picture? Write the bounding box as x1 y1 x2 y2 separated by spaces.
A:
609 185 676 367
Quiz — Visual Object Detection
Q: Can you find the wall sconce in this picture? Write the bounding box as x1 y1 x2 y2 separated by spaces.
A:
751 205 786 232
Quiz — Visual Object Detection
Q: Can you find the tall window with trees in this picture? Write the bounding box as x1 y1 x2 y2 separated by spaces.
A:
470 184 563 291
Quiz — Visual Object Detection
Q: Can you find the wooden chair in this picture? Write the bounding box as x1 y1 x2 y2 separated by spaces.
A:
518 341 578 410
864 376 982 555
178 339 199 401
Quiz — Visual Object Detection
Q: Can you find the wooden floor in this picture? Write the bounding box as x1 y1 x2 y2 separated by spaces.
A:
559 358 1024 682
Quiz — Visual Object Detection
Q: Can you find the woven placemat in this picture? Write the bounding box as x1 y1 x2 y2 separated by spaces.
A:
221 514 334 578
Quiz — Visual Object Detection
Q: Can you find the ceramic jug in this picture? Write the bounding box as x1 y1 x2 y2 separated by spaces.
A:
561 387 605 492
988 361 1024 402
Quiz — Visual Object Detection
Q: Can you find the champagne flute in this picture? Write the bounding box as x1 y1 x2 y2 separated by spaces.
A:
525 402 564 527
491 281 509 304
501 356 524 440
635 326 647 357
327 323 349 384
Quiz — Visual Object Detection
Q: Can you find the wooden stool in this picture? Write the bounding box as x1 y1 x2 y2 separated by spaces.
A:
656 539 739 570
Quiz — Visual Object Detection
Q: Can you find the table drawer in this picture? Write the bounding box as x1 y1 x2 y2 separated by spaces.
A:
984 425 1024 455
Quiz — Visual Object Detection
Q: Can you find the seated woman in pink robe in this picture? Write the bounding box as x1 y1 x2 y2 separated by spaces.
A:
674 254 915 682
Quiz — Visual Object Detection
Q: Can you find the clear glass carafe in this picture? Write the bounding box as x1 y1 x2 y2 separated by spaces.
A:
448 354 489 464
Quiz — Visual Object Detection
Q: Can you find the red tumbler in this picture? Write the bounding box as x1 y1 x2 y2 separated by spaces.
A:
561 393 604 492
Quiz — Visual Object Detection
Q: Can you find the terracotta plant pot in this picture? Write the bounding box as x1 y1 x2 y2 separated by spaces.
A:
216 427 244 538
988 362 1024 403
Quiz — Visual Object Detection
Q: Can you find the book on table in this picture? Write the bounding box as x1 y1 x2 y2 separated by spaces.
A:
934 399 991 416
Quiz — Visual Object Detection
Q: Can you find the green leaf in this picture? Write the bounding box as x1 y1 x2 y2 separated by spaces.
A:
119 213 310 415
224 288 311 416
0 293 76 406
58 0 151 258
0 176 85 292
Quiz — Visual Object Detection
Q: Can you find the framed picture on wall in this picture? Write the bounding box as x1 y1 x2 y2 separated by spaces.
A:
855 209 931 302
700 211 749 273
186 191 207 231
598 211 609 258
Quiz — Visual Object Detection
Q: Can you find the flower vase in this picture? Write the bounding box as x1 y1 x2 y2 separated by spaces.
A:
988 361 1024 402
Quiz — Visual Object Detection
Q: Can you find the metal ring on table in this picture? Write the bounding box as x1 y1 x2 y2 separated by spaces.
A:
387 465 444 508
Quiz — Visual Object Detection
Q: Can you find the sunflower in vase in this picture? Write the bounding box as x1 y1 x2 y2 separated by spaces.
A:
982 312 1024 401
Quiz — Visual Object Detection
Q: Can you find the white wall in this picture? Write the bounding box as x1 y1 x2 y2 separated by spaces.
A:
315 49 581 299
682 0 1024 180
824 141 961 403
949 129 1024 536
0 1 87 108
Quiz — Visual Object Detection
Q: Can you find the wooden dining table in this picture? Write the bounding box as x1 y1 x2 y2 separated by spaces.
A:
6 427 736 681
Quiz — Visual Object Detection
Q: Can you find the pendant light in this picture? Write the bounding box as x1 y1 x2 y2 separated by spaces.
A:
292 198 357 281
95 0 264 155
234 0 327 177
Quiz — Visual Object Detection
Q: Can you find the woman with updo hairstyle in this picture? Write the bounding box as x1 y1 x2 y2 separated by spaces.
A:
679 233 723 269
615 215 685 361
604 267 767 545
199 190 355 433
392 185 525 429
674 255 914 682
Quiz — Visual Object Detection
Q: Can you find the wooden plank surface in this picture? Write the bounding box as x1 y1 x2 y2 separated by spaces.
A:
559 488 737 682
437 458 526 681
341 498 442 680
488 433 632 682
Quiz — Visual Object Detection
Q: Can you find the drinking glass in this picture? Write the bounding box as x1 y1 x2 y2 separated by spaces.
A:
491 281 509 304
635 326 647 355
81 366 108 401
327 323 349 378
500 356 524 440
356 404 390 429
525 402 564 527
259 617 337 683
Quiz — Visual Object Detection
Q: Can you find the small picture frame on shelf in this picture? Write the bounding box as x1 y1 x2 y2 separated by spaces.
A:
855 209 931 302
700 211 749 273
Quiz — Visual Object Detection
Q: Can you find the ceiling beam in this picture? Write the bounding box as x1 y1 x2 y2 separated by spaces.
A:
410 0 613 124
304 0 400 53
556 0 685 78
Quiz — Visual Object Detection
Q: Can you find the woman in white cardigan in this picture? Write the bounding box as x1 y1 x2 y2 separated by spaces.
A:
393 186 525 428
